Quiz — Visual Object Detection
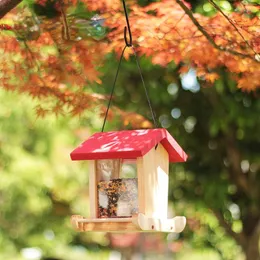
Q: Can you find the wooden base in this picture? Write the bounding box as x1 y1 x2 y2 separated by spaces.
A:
71 214 186 233
71 215 140 232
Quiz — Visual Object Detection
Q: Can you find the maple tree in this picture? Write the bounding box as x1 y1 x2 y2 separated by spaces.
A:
0 0 259 119
0 0 260 259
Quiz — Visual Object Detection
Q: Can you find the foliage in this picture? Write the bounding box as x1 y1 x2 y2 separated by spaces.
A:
0 0 259 118
0 89 113 259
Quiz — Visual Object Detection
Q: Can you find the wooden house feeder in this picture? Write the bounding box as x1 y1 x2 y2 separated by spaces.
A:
70 128 187 232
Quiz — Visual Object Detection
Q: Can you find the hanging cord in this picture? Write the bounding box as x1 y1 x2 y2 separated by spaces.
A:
101 0 157 132
132 46 158 128
101 46 127 132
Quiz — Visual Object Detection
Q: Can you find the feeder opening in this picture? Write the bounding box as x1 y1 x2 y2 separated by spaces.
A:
96 159 138 218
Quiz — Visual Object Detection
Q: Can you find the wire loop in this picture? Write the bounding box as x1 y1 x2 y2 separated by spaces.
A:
123 0 132 47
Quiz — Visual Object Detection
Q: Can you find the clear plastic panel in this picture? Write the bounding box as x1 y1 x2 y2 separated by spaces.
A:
96 159 138 218
96 159 121 181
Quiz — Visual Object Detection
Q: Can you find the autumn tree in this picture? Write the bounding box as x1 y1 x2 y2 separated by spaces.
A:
0 0 259 259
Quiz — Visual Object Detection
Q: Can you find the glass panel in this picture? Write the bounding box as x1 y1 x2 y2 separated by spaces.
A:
121 161 137 179
96 159 138 218
96 159 121 181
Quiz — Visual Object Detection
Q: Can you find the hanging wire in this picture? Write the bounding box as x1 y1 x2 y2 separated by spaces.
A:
101 0 157 132
101 45 127 132
132 46 158 128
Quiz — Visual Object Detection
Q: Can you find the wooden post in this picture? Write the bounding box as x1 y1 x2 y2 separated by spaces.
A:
137 143 169 219
89 160 97 218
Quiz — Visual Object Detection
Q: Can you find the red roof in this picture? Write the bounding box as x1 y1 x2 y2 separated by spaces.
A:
70 128 187 163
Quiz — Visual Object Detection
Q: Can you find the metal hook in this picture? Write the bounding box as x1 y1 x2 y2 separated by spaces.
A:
122 0 132 47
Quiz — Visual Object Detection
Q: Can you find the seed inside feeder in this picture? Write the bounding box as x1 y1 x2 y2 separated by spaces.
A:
97 178 138 218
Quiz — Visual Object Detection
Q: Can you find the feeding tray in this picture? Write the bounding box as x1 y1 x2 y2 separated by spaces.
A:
70 128 187 232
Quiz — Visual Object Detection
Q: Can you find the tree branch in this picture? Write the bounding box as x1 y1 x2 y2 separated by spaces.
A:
213 210 247 249
225 132 251 197
208 0 258 57
0 0 22 19
175 0 258 62
59 0 71 40
246 219 260 260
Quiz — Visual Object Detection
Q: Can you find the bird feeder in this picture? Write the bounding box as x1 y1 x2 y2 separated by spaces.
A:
70 128 187 232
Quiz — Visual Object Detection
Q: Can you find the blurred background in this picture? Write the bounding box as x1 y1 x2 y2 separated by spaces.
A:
0 0 259 259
